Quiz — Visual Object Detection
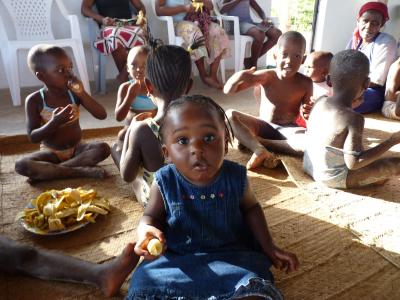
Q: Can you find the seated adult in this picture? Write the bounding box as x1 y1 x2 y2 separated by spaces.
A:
155 0 231 89
219 0 282 69
346 1 397 114
81 0 147 83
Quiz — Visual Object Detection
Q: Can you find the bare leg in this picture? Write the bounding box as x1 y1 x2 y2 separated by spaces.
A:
195 57 221 89
61 142 110 168
111 142 122 171
112 47 129 83
14 145 109 182
259 27 282 58
257 135 305 157
0 236 139 297
347 157 400 188
209 54 223 89
243 27 266 69
227 109 279 169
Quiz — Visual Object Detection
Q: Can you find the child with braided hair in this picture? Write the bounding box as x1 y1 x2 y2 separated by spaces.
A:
111 39 196 206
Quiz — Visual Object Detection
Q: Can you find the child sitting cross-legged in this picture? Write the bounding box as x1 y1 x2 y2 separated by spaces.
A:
224 31 313 169
15 44 110 183
304 49 400 189
113 45 157 153
127 95 299 299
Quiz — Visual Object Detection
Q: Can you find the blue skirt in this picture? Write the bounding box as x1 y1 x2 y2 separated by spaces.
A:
127 250 283 300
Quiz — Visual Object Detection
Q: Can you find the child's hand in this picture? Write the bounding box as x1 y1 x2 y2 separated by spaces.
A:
68 76 84 95
135 224 166 260
300 96 315 120
223 67 256 94
51 105 75 126
132 111 154 122
265 244 299 274
127 81 142 97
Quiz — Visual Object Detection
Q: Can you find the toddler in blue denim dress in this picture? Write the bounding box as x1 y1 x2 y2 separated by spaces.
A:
128 95 299 299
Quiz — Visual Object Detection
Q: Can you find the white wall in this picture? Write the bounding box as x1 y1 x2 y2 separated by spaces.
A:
314 0 400 54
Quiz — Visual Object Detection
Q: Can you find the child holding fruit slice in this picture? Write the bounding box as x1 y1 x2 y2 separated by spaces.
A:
14 44 110 183
128 95 299 299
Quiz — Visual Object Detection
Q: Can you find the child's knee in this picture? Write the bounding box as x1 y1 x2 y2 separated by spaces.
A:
97 142 111 158
15 157 31 176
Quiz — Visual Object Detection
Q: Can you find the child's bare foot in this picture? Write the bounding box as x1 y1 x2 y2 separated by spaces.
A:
98 243 139 297
82 166 107 179
201 76 223 89
370 178 389 186
247 150 279 170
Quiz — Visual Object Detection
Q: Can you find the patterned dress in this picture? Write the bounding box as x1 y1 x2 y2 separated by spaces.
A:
166 0 230 64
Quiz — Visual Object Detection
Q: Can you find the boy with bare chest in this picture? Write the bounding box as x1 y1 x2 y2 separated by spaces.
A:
224 31 312 169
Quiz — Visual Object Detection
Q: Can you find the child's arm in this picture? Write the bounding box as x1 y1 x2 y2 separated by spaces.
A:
219 0 241 14
134 183 167 259
115 81 141 122
344 114 400 169
223 67 268 94
25 94 75 143
241 179 299 273
300 78 314 120
68 78 107 120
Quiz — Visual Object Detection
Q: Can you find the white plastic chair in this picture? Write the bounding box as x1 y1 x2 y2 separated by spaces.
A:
212 0 278 72
151 0 225 83
0 0 90 106
87 17 107 94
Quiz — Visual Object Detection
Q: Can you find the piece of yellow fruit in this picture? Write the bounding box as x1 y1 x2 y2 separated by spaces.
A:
147 238 163 256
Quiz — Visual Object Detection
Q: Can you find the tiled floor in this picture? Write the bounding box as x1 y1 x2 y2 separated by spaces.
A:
0 75 255 137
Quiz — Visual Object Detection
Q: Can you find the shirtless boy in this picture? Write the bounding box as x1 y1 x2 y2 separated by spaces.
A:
224 31 312 169
304 49 400 189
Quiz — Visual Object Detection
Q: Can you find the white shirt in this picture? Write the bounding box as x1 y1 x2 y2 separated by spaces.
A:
346 32 398 86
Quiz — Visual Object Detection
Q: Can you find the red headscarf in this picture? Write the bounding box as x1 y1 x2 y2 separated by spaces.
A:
351 2 389 49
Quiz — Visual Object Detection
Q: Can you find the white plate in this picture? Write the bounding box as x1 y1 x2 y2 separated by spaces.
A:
20 203 98 236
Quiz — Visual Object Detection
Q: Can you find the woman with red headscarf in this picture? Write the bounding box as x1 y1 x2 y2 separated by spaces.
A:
346 1 397 113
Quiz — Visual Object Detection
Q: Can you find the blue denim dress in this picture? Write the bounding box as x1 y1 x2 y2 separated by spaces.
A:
127 160 283 299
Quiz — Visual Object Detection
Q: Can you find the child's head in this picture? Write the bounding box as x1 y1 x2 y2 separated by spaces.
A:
127 45 149 82
329 49 370 106
274 31 306 78
303 51 333 83
27 44 72 87
145 40 193 102
160 95 233 186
